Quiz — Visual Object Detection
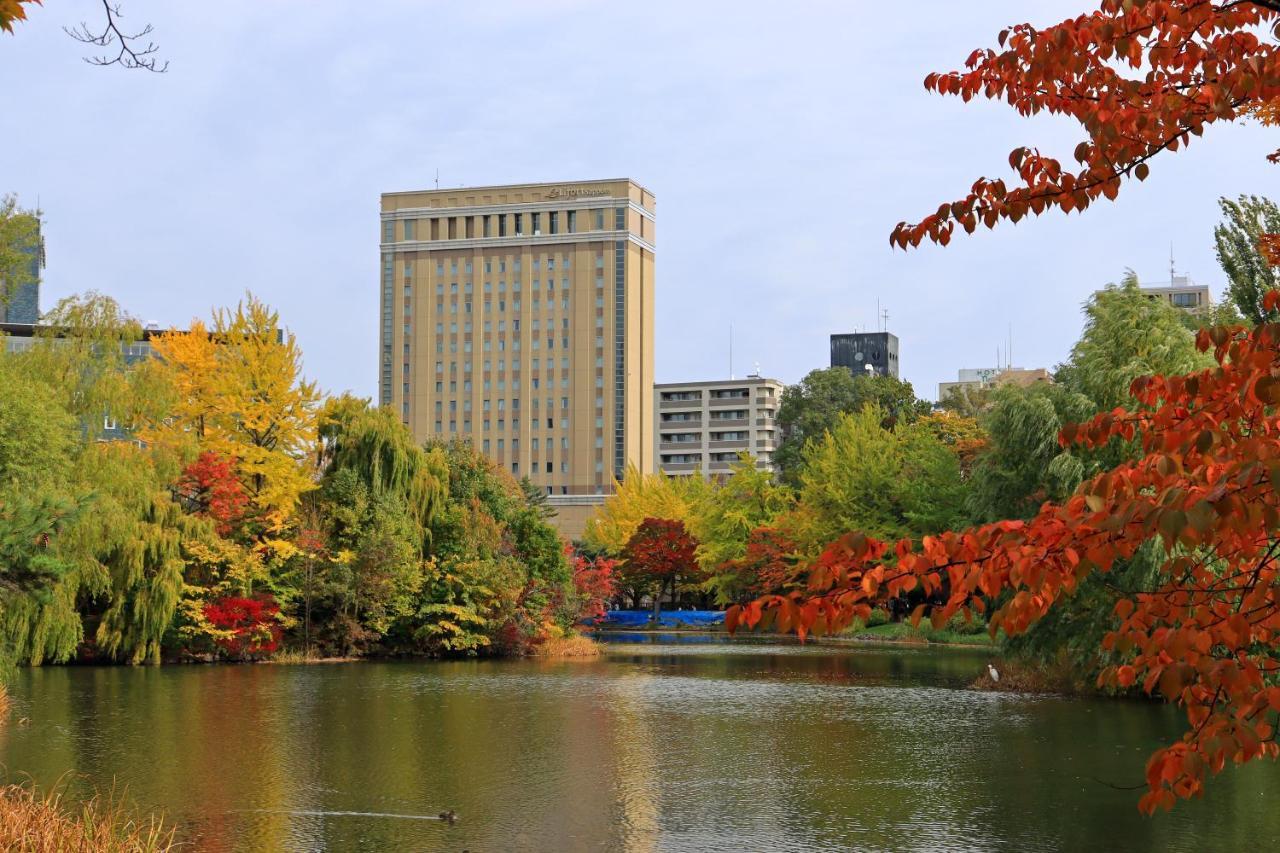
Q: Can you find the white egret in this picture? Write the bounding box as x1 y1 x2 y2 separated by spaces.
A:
987 663 1000 683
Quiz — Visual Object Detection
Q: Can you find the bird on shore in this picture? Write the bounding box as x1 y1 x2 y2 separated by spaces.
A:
438 810 458 824
987 663 1000 683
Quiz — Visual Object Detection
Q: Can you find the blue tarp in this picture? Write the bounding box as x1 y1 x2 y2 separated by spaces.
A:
599 609 726 628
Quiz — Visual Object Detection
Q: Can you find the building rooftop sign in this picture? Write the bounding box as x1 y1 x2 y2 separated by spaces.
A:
546 186 612 199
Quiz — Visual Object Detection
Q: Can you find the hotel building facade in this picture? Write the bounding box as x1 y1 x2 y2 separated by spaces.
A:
379 179 656 508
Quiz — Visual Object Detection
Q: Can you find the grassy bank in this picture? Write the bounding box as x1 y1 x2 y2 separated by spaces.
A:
847 621 997 647
0 783 173 852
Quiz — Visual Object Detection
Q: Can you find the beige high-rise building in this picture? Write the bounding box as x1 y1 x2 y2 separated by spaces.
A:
379 179 656 519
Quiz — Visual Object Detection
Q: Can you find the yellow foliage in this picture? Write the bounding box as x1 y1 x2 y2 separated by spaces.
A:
582 464 703 553
148 295 321 532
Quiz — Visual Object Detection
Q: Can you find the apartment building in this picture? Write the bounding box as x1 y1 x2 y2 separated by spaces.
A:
1094 274 1213 312
379 179 656 525
655 375 784 479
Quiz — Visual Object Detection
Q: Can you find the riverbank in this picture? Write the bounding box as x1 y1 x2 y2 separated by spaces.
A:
593 623 996 648
0 783 173 852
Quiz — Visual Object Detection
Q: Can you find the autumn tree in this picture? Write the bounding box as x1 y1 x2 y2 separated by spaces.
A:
571 551 618 623
620 518 699 620
582 465 700 554
1216 194 1280 324
687 454 795 604
717 527 798 600
775 368 929 481
149 296 321 535
748 1 1280 810
782 407 970 558
891 2 1280 249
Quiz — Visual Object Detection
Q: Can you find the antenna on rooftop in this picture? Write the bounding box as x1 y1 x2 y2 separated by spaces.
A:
729 322 735 380
1170 242 1176 285
882 308 890 333
435 168 440 190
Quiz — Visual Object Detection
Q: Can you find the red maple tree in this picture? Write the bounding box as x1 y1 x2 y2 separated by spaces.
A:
176 451 250 538
622 518 699 617
204 594 282 658
572 551 618 623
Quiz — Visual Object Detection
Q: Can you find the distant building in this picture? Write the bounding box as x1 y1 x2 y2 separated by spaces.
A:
938 366 1051 403
1094 274 1213 312
831 331 899 378
0 214 42 325
2 321 172 441
655 375 784 479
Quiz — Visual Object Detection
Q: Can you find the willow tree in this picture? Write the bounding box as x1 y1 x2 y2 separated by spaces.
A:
0 293 193 665
317 395 448 542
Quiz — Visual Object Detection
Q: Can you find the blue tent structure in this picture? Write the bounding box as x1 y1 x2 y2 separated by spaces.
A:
597 610 725 629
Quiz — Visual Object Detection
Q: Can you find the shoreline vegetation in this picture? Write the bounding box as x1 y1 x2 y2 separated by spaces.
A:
0 782 174 853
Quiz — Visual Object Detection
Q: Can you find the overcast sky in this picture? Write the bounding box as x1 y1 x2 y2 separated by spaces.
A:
2 1 1276 401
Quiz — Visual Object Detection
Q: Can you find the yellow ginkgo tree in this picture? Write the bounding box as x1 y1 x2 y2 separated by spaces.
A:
148 295 321 536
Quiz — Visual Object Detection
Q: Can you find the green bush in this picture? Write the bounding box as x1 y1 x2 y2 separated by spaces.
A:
867 608 891 627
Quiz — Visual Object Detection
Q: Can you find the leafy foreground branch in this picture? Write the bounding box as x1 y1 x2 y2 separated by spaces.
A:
0 781 173 852
732 298 1280 814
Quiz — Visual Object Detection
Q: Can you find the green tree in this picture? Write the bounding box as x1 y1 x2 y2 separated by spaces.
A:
0 194 39 316
687 455 795 604
784 407 969 557
314 468 423 654
414 441 571 655
776 368 929 481
1057 272 1212 412
966 383 1096 523
1214 194 1280 324
0 293 198 665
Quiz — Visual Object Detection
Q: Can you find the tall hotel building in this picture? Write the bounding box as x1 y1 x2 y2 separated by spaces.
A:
379 179 656 505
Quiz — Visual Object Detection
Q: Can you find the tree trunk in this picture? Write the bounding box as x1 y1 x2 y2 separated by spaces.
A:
651 583 662 623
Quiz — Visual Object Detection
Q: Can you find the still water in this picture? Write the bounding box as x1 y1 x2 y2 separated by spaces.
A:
2 636 1278 851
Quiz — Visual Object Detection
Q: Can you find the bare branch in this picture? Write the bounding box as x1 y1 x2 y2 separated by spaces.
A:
63 1 167 72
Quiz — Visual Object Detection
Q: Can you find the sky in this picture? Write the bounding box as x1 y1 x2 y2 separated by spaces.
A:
2 1 1276 401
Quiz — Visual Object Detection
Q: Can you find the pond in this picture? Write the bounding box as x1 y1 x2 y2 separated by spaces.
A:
1 636 1278 851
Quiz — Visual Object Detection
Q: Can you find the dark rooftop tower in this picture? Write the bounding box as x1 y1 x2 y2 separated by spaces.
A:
830 331 899 379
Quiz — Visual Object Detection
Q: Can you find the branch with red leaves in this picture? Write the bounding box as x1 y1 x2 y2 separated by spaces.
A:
891 1 1280 248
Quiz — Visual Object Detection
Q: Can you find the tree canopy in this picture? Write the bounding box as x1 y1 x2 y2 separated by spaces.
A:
1216 194 1280 324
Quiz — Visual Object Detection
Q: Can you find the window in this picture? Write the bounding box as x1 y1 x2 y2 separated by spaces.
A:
514 213 523 235
549 212 558 234
546 461 553 473
567 210 576 232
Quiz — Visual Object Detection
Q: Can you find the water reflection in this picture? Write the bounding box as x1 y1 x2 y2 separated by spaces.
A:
0 640 1277 851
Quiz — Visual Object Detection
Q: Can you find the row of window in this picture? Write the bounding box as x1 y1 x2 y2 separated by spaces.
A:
659 452 758 465
384 209 621 243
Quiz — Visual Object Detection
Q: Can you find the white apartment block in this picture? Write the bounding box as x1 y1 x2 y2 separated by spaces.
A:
655 375 783 479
